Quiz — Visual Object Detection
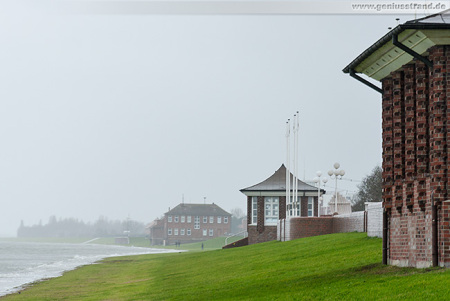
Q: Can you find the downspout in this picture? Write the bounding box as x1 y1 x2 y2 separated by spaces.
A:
382 208 388 265
349 69 383 94
391 34 433 68
432 193 438 267
364 210 368 233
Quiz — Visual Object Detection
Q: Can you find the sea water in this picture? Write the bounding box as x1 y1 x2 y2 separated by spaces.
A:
0 240 175 297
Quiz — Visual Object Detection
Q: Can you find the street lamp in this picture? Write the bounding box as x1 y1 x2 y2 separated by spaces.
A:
328 163 345 214
313 171 328 217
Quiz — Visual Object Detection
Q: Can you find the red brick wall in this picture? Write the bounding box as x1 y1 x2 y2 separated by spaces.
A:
381 45 449 268
285 213 365 240
248 225 277 244
288 217 333 238
222 237 249 249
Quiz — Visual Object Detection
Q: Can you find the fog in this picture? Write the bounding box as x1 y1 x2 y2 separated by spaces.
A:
0 1 420 236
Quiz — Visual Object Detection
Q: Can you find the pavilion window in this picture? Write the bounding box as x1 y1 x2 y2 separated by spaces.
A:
308 197 314 217
251 197 258 224
264 197 279 225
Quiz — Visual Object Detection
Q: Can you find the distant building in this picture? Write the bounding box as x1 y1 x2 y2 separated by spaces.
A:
147 219 165 245
149 203 232 245
327 193 352 215
240 164 324 244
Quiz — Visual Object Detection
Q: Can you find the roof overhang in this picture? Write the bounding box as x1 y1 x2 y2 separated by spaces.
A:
241 190 326 197
343 24 450 81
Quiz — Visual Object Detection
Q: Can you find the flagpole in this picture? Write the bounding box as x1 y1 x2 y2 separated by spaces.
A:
286 119 291 217
292 114 297 217
295 111 299 216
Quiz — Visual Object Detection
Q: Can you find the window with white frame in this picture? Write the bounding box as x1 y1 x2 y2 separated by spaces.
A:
252 197 258 224
174 228 178 235
264 197 279 225
194 216 200 229
180 229 185 235
209 216 214 223
187 216 192 223
224 216 228 223
308 196 314 217
209 229 213 236
168 216 172 222
187 228 191 235
174 216 179 223
203 216 207 223
168 228 172 235
217 216 222 224
203 229 207 236
181 216 185 223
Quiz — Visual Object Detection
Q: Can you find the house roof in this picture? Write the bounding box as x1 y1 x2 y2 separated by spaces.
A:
165 203 231 216
343 9 450 81
240 164 321 193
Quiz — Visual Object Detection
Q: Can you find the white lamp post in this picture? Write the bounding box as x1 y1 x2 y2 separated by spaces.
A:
328 163 345 214
321 178 328 216
313 171 328 217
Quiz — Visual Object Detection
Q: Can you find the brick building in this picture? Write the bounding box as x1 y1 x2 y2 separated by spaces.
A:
240 164 324 244
150 203 232 245
343 11 450 267
147 218 165 246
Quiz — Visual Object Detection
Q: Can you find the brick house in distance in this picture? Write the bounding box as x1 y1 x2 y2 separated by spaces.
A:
147 218 165 246
150 203 232 245
241 164 324 245
343 11 449 267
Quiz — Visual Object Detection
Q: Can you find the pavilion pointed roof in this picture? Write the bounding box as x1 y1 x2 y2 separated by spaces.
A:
240 164 321 193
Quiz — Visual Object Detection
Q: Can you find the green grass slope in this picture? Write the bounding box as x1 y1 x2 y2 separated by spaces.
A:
4 233 449 300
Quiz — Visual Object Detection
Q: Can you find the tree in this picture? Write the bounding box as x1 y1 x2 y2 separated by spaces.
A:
230 207 245 219
351 166 382 211
230 207 246 234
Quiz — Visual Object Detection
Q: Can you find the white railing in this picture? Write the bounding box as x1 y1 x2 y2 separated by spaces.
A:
224 231 248 246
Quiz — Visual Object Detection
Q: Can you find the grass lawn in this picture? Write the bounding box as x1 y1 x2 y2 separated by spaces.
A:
3 233 449 300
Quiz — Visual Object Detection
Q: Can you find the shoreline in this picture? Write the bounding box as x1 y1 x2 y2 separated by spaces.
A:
0 241 180 298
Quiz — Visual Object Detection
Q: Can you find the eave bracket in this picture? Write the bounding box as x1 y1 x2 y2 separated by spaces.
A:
392 34 433 68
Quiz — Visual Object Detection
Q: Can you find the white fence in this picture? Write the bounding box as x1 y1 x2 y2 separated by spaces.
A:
366 202 383 238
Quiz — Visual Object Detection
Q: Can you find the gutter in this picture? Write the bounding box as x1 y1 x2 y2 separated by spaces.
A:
343 23 450 75
343 22 450 92
349 69 382 94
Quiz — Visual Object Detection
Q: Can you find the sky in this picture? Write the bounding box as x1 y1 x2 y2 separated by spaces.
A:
0 1 430 236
